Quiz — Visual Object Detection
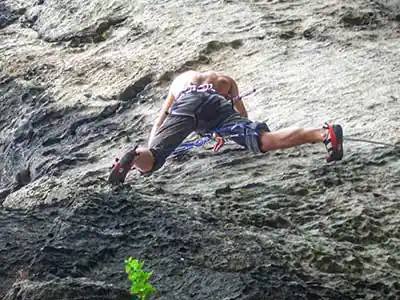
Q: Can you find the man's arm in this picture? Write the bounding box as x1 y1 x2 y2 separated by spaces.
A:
148 90 175 146
229 77 248 118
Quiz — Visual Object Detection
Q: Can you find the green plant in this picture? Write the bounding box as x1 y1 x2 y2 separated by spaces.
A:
124 257 156 300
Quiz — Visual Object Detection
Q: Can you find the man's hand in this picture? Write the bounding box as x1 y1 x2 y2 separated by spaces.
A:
233 99 248 118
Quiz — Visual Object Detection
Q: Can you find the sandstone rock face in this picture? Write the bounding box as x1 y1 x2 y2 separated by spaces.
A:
1 0 400 299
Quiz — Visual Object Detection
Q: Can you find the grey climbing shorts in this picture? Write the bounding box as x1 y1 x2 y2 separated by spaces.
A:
148 87 269 172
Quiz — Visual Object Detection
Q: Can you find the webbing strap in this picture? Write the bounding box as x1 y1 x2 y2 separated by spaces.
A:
181 83 216 94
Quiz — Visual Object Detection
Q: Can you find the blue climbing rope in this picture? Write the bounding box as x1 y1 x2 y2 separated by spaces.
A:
172 123 259 155
172 136 213 154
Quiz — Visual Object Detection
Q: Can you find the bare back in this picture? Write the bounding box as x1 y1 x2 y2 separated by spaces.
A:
170 71 234 99
151 70 247 139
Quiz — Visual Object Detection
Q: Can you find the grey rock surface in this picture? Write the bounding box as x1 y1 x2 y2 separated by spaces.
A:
1 0 400 299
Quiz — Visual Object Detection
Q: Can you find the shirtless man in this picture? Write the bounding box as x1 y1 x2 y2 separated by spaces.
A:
109 70 343 183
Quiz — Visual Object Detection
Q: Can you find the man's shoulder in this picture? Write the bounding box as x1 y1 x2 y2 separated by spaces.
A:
169 71 198 97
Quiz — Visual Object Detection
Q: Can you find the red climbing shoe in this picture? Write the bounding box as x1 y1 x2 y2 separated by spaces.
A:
323 124 343 162
108 145 138 184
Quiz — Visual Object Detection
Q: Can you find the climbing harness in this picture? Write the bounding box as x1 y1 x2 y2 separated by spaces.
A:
181 83 216 94
171 88 262 155
172 121 269 155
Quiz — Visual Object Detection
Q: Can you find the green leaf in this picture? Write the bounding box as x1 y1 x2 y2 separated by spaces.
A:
125 258 156 299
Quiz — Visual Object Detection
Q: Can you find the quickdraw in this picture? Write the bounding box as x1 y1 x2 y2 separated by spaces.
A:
212 133 225 152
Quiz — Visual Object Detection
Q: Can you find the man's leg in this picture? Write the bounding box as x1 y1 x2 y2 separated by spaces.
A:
133 115 196 173
259 127 326 151
259 124 343 162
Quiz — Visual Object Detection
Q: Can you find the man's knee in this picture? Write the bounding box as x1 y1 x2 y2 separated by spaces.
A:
258 131 276 152
245 122 270 153
144 148 166 174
